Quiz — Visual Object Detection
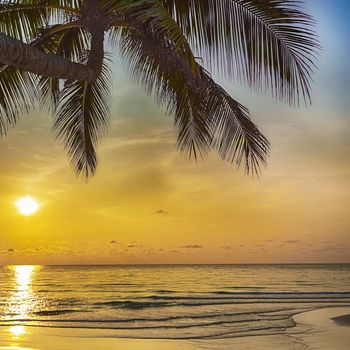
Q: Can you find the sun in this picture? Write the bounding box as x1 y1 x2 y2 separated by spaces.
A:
15 196 40 216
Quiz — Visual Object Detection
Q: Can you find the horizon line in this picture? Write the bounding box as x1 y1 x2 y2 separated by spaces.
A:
2 262 350 267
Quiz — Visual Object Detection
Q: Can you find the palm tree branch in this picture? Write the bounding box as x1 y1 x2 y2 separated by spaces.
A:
36 27 90 112
0 1 78 42
54 57 111 179
0 66 37 136
162 0 320 105
0 32 96 81
117 22 269 172
0 4 79 14
117 7 213 159
31 21 83 49
108 0 200 79
0 22 86 134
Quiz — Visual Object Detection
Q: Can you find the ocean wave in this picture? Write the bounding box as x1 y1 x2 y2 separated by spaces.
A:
147 292 350 301
32 309 83 316
94 301 173 309
0 320 297 339
90 296 350 310
0 308 296 324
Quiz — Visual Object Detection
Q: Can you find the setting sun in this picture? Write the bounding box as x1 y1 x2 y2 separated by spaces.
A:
15 196 40 216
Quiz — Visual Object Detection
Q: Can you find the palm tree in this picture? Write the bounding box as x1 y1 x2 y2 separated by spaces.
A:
0 0 319 179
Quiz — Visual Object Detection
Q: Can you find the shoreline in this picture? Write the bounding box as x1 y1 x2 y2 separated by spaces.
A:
0 306 349 350
291 306 350 350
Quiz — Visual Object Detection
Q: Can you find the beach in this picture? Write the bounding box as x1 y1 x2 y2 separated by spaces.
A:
293 307 350 350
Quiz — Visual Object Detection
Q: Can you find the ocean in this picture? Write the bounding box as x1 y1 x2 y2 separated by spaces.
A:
0 264 349 340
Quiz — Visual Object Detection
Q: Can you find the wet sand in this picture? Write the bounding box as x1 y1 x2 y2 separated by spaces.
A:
293 306 350 350
0 307 349 350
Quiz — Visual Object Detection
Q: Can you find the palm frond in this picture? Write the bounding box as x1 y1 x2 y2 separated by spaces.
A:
34 25 89 112
162 0 320 105
54 58 111 179
116 19 269 172
0 0 77 42
107 0 200 79
203 71 270 175
0 0 317 178
0 64 37 136
117 9 213 159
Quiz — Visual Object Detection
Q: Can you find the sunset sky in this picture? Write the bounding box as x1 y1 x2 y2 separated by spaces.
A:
0 0 349 264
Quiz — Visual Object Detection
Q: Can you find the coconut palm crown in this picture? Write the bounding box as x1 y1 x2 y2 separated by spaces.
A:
0 0 319 179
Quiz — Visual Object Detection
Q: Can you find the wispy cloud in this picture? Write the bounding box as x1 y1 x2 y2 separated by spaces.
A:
180 244 203 249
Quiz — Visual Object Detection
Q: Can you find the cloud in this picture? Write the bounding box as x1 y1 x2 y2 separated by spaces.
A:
283 240 301 244
221 245 231 250
128 244 143 248
311 245 345 253
110 240 117 244
153 209 168 215
7 248 14 254
180 244 203 249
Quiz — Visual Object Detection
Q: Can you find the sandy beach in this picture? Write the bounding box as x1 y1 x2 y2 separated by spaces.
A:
292 306 350 350
1 306 349 350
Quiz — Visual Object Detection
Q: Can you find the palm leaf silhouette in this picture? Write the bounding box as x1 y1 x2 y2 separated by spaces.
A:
0 0 319 178
54 57 111 178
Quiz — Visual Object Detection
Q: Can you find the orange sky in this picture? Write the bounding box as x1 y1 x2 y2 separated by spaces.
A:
0 0 349 264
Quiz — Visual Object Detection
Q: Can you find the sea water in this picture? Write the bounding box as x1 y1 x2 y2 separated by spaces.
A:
0 264 349 340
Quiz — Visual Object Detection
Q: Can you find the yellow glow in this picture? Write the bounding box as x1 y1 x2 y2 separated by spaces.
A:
15 265 35 290
6 266 37 341
9 325 26 338
15 196 40 216
7 266 37 323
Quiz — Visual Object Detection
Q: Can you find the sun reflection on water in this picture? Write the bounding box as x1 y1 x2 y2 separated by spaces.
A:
15 265 35 291
8 265 39 339
9 325 25 338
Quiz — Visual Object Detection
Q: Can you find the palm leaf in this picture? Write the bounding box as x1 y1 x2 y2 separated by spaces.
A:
0 0 77 42
0 0 317 177
202 70 270 174
116 16 269 172
116 9 213 159
0 64 37 136
107 0 200 79
162 0 320 105
53 58 111 179
34 25 89 112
